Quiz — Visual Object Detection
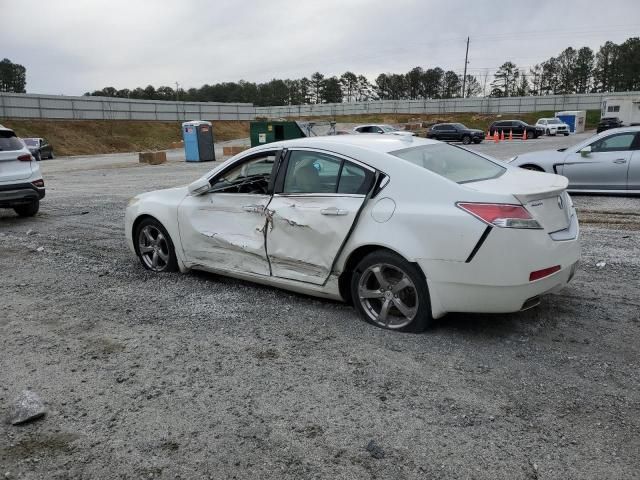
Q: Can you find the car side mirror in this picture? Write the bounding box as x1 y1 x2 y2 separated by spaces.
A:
188 177 211 196
580 146 592 157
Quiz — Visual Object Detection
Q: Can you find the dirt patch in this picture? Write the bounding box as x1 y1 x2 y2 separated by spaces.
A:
0 119 249 156
1 433 80 460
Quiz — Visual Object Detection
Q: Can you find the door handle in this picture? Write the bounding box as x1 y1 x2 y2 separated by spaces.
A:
613 159 627 164
321 207 348 216
242 205 262 213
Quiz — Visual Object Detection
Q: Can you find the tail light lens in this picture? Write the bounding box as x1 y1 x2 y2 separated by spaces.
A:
457 202 542 229
529 265 561 281
18 154 32 162
32 179 45 188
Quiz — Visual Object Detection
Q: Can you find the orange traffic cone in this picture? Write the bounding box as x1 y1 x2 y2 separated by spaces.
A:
487 129 491 139
522 129 527 140
494 131 499 143
509 130 513 141
500 130 505 141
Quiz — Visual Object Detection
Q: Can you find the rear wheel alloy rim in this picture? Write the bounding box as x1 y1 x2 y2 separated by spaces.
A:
358 263 418 329
138 225 170 272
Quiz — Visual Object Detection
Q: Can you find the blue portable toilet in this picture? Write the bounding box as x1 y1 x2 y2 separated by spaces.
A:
555 110 586 134
182 120 215 162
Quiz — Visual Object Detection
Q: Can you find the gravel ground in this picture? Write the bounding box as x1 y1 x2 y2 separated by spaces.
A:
1 135 639 479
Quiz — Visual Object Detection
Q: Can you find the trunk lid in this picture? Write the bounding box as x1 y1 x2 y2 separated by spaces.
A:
464 167 571 233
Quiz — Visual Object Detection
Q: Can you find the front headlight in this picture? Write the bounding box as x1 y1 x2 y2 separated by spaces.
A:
127 196 140 206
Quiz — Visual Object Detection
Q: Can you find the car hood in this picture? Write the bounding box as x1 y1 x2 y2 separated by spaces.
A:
386 131 415 136
131 186 189 205
510 149 568 165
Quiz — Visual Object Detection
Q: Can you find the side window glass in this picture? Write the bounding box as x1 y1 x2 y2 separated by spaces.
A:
209 152 277 194
338 161 374 195
283 151 341 194
590 133 635 153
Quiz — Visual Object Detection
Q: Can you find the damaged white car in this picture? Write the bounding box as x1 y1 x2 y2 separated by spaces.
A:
125 136 580 332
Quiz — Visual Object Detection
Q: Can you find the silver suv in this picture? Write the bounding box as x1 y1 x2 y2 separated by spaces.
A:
0 125 45 217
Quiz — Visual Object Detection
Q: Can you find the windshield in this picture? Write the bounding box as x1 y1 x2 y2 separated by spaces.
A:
380 125 397 132
390 143 506 183
547 119 562 124
452 123 466 129
23 138 38 146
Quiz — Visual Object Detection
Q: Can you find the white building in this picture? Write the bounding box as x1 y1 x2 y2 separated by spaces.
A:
601 97 640 126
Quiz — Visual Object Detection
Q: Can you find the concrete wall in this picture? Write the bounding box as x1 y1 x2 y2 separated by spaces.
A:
255 91 640 118
0 93 254 121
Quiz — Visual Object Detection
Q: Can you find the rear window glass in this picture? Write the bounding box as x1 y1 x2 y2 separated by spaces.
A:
390 143 506 184
0 131 24 151
23 138 38 146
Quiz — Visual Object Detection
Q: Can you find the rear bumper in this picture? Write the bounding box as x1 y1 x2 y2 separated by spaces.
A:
0 183 45 207
419 214 581 318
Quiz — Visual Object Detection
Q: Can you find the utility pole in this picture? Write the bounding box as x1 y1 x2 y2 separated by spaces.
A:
175 82 180 102
461 36 470 98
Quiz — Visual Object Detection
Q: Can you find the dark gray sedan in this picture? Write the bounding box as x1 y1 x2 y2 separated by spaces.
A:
509 127 640 193
23 137 54 161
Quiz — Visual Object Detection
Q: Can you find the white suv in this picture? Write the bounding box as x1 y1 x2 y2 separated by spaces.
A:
0 125 45 217
536 118 570 136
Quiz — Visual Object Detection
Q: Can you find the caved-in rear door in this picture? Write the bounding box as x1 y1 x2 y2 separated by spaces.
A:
265 149 375 285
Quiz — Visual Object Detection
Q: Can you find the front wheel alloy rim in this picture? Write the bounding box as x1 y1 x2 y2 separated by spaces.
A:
138 225 170 271
358 263 418 329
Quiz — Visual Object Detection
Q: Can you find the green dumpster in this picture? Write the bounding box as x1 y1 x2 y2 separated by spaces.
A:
250 121 306 147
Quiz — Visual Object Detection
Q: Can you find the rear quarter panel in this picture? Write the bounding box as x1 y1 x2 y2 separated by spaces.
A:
335 162 506 270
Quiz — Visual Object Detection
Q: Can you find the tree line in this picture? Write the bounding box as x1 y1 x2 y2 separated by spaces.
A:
0 58 27 93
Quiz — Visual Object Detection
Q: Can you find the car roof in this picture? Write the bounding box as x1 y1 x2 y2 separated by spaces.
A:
598 125 640 134
245 136 441 174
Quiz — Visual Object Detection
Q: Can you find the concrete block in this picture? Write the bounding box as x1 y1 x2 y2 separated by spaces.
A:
139 151 167 165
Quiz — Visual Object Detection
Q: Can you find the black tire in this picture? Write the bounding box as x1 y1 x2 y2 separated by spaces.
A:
564 133 569 136
134 218 179 272
14 199 39 217
350 250 433 333
49 151 55 159
462 135 471 145
545 128 550 135
34 151 41 162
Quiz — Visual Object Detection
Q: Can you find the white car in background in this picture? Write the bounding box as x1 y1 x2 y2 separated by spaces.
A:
125 136 580 332
536 118 570 136
352 124 415 136
0 125 45 217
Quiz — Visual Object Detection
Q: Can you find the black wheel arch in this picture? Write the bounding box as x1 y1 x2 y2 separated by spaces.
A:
338 245 425 304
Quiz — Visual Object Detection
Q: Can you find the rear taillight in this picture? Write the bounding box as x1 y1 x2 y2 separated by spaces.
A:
457 202 542 229
18 154 32 162
529 265 561 282
32 179 45 188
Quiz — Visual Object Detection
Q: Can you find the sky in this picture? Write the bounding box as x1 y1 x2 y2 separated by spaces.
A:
2 0 639 96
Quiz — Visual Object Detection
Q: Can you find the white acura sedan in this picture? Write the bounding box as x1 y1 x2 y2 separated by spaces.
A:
125 136 580 332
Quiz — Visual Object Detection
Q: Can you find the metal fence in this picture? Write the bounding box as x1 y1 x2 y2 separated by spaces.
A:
255 91 640 118
2 91 639 122
0 92 254 121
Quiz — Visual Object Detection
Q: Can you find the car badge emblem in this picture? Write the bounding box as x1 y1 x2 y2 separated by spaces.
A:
557 196 564 209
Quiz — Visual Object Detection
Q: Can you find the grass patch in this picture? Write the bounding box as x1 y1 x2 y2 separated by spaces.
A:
0 119 249 156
